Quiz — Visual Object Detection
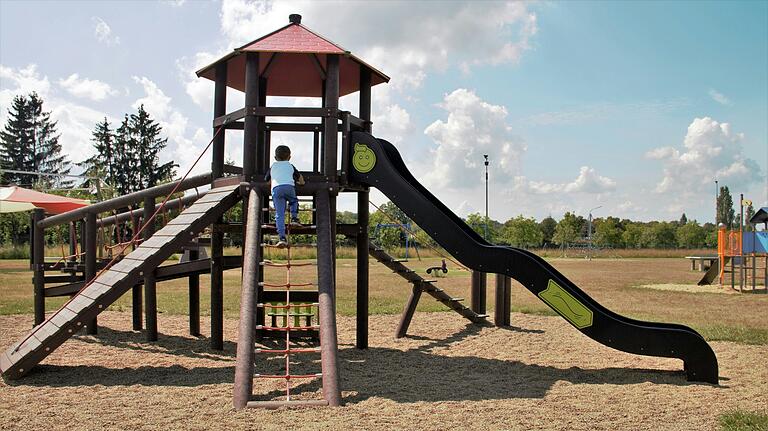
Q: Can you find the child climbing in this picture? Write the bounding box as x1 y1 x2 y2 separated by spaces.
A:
265 145 305 247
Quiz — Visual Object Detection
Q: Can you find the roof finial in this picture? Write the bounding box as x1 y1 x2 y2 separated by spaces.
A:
289 14 302 24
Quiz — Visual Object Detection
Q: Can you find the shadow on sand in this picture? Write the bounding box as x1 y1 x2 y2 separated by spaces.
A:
10 321 706 403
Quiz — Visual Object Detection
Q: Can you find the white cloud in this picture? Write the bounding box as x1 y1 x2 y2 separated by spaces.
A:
218 1 537 92
132 76 172 118
0 64 108 165
516 99 689 126
708 88 732 106
58 74 117 101
92 17 120 45
527 166 616 194
423 88 526 188
647 117 761 195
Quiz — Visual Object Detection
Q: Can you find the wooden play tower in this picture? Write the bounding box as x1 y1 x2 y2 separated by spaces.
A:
195 14 389 408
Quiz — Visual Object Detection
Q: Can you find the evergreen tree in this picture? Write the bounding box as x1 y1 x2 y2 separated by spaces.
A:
129 105 176 190
679 213 688 226
0 93 71 188
716 186 735 228
0 95 32 185
78 118 116 193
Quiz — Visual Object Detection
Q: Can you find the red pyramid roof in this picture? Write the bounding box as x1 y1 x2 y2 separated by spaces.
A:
196 17 388 97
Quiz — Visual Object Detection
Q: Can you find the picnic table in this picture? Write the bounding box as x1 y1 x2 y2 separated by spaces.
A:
685 256 718 272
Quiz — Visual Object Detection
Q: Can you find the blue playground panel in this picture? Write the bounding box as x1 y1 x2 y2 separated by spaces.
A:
742 231 768 253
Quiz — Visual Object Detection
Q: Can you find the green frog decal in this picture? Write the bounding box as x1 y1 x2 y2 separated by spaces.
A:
352 143 376 173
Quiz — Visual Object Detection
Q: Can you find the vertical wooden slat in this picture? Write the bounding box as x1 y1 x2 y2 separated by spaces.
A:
143 197 157 341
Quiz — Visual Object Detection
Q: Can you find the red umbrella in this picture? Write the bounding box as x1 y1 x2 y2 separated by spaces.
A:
0 186 89 214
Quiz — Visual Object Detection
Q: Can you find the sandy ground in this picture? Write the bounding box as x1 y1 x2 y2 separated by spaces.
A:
637 284 736 295
1 311 766 431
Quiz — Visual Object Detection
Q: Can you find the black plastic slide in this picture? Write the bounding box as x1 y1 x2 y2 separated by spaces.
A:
348 131 718 384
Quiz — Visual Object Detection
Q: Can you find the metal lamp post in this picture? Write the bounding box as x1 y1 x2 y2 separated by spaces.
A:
484 154 489 241
587 205 602 260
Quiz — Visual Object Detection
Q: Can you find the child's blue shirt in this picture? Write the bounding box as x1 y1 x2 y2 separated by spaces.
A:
265 161 301 190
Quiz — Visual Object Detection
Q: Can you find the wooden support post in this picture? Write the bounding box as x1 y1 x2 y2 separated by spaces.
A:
189 246 200 336
233 188 261 410
259 77 268 174
68 222 77 263
143 197 157 341
210 57 228 351
210 227 224 350
32 208 45 326
471 271 487 315
131 211 142 330
85 212 98 335
323 54 339 180
316 190 342 406
243 52 260 182
494 274 511 326
395 284 422 338
212 62 227 180
356 190 369 348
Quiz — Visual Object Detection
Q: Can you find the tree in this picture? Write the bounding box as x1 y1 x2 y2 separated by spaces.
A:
539 216 557 246
552 212 581 247
676 221 706 248
129 105 176 190
464 212 502 243
679 213 688 226
622 224 643 248
717 186 735 228
503 215 543 248
639 222 677 248
0 93 71 188
744 203 755 232
78 118 116 194
594 217 624 248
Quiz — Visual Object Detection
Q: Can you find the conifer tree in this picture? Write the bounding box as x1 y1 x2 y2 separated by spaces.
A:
127 105 176 191
78 118 116 193
0 93 71 188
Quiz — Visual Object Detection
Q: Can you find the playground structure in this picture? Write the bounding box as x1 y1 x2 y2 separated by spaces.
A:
698 208 768 291
0 14 719 409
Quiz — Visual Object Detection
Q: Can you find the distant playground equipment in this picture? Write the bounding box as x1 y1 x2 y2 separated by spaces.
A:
426 259 448 277
0 14 719 411
373 222 421 260
698 206 768 291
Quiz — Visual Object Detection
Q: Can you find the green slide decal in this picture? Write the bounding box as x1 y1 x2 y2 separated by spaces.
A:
538 279 594 329
352 143 376 173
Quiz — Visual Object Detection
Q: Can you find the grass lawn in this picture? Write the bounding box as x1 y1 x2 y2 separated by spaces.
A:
0 254 766 345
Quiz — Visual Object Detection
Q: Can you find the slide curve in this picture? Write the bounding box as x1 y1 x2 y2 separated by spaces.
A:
348 131 718 384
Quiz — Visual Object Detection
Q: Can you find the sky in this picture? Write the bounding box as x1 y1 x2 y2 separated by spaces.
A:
1 0 766 223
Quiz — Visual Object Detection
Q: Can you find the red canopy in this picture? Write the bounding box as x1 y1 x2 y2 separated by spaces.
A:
0 186 89 214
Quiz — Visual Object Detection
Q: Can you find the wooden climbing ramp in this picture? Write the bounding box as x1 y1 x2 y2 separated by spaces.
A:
0 184 241 380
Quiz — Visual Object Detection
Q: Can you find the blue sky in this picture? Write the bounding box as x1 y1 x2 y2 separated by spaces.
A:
1 0 766 223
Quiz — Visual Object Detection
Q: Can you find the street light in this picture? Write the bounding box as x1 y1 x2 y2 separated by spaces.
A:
484 154 489 241
715 180 719 226
587 205 602 260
